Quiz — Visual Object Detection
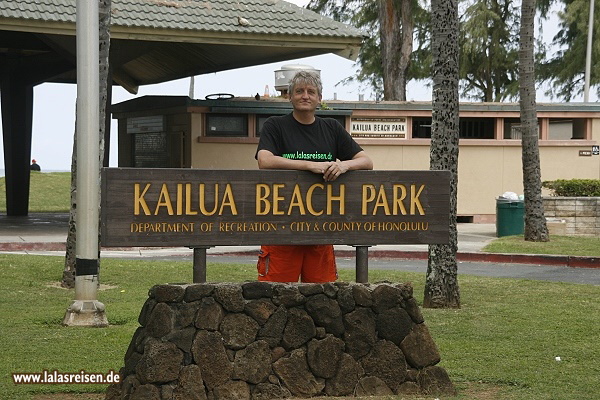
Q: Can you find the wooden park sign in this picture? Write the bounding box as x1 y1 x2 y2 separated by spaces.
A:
101 168 450 248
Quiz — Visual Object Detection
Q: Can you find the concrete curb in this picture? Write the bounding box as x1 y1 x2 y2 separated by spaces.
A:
0 242 66 251
1 242 598 269
454 252 600 269
215 249 600 269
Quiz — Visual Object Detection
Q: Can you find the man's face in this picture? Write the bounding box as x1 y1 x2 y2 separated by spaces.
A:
290 83 322 112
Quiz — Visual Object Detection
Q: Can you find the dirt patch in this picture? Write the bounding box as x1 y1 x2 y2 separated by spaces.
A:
46 282 118 291
460 381 506 399
33 394 104 400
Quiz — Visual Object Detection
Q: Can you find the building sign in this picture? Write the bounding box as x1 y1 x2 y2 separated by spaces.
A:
351 118 407 138
579 150 592 157
101 169 450 247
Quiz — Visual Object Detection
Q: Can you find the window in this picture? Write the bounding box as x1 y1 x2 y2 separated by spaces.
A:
503 118 521 139
127 116 175 167
413 117 495 139
206 114 247 137
548 118 587 140
459 118 494 139
503 118 542 139
134 132 170 167
412 117 432 138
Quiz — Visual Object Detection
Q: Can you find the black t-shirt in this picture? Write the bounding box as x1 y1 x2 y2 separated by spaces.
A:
256 113 363 162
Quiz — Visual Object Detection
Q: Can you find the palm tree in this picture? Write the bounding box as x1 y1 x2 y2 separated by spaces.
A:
519 0 549 242
423 0 461 308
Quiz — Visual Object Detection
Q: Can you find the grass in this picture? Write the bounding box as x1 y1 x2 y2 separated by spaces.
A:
0 254 598 399
482 234 600 257
1 169 599 398
0 172 71 213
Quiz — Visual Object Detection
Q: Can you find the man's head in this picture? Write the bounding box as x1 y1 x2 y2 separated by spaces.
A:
288 71 323 114
288 70 323 98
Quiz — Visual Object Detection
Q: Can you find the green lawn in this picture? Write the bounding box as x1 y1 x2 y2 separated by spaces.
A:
482 234 600 257
0 254 598 399
0 172 71 212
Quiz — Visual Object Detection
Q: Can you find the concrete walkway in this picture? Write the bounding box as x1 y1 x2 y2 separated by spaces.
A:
0 213 599 276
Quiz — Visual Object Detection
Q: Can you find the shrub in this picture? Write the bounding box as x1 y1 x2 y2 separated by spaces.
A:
542 179 600 197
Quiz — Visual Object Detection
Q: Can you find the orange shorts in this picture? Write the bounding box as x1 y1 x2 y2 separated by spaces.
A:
257 244 337 283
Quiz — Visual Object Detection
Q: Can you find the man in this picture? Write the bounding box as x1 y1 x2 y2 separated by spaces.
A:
30 159 41 171
255 70 373 283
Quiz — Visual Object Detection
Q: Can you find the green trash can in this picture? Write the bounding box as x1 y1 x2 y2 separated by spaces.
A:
496 198 524 237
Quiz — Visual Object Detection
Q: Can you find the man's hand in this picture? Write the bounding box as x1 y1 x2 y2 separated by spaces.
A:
322 160 348 181
321 152 373 181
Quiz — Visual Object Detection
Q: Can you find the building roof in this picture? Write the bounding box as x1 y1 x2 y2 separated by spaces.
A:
2 0 362 39
0 0 364 92
111 95 600 117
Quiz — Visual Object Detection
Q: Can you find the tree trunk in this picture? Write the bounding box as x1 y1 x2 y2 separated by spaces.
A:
519 0 549 242
423 0 460 309
62 0 111 287
378 0 413 100
61 129 77 288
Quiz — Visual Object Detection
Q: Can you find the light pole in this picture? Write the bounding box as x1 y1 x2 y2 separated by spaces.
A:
63 0 108 327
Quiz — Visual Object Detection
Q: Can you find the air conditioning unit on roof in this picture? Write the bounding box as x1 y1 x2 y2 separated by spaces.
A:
274 64 320 95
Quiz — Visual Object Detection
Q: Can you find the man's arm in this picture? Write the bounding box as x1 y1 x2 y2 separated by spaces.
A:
258 149 373 181
322 151 373 181
343 151 373 171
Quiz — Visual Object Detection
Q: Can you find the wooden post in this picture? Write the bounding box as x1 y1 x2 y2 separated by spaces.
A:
192 247 211 283
354 245 370 283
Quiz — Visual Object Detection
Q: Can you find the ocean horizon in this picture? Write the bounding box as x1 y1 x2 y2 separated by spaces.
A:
0 169 70 177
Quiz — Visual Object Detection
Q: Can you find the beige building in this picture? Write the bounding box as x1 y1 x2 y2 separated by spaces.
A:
112 96 600 223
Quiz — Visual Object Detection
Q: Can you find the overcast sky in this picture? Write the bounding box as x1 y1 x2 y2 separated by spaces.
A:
0 0 592 172
4 53 379 171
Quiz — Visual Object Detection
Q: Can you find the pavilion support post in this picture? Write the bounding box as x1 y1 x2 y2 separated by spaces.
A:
0 73 34 216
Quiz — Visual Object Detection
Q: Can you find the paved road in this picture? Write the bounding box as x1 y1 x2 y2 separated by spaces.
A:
103 252 600 286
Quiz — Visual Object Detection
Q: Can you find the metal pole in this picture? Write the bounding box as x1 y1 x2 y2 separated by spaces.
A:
354 245 370 283
63 0 107 327
189 76 195 99
193 247 209 283
584 0 595 102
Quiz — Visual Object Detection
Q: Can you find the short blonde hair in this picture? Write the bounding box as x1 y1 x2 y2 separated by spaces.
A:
289 70 322 97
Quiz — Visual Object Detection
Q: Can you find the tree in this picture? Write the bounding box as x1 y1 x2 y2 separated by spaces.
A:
308 0 564 102
424 0 461 308
539 0 599 100
459 0 521 101
62 0 111 288
519 0 549 241
308 0 429 100
379 0 413 100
